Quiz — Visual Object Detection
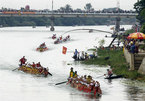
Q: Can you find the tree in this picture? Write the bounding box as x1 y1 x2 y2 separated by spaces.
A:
134 0 145 13
98 39 105 47
59 7 65 12
141 23 145 33
134 0 145 24
84 3 92 11
65 4 73 12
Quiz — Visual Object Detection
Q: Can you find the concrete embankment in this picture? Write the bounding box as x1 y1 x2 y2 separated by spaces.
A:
124 48 145 74
138 57 145 75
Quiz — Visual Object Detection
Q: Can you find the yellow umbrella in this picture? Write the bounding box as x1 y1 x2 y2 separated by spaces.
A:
127 32 145 39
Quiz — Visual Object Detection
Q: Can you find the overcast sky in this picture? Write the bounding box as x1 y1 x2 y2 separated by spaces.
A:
0 0 137 10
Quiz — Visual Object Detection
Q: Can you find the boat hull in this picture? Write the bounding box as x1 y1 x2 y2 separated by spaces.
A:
68 79 102 97
18 66 48 77
36 47 48 52
105 75 123 79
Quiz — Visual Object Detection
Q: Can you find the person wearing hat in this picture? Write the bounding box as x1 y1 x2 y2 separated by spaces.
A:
69 67 74 78
73 71 78 78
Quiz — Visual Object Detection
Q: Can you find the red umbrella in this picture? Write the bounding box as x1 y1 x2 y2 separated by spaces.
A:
127 32 145 39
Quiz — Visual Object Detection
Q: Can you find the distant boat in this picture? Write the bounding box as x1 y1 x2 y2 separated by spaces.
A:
89 29 93 33
46 25 49 28
0 25 3 28
107 24 110 26
32 26 36 28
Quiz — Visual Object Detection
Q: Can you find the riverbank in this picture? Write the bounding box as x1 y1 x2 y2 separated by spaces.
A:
82 48 145 81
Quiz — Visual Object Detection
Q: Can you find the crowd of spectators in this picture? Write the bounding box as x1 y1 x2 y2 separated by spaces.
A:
0 8 137 14
124 39 140 54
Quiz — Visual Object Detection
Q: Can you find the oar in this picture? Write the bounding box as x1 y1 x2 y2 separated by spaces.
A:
96 75 104 78
48 72 52 76
55 81 68 85
46 67 52 76
12 68 18 71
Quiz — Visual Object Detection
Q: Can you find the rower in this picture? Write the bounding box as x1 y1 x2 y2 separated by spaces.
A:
31 62 36 68
86 75 92 84
73 71 78 78
68 67 74 84
36 62 42 69
106 69 113 78
40 42 46 48
19 56 27 66
69 67 74 78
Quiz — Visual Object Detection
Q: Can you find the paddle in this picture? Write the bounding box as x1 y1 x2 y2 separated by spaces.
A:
96 75 104 78
12 68 18 71
46 67 52 76
55 81 68 85
48 72 52 76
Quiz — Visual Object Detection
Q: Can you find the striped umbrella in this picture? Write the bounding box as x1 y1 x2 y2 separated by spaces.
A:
127 32 145 39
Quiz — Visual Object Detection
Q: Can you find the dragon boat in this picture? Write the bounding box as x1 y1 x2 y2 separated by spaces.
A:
36 47 48 52
67 78 102 97
18 65 50 77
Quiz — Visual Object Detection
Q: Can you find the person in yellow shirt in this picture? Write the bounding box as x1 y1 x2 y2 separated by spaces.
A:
73 71 78 78
69 67 74 78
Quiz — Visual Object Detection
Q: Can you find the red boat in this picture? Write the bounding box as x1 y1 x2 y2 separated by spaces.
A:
67 78 102 97
36 47 48 52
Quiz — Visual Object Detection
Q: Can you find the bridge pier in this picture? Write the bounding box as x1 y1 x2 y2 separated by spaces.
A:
50 16 55 31
115 17 121 33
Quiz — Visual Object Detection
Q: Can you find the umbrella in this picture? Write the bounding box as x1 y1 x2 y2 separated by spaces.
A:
127 32 145 39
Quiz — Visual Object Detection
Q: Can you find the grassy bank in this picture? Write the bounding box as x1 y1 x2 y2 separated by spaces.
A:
82 48 145 81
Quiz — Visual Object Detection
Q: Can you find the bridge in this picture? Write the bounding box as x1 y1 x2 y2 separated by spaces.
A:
0 11 137 32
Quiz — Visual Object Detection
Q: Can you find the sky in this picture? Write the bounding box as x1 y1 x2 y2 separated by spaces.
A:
0 0 137 10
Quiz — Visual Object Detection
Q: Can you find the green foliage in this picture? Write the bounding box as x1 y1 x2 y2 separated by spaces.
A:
84 3 92 11
141 23 145 33
82 48 145 81
134 0 145 13
134 0 145 25
124 29 135 35
98 39 105 47
139 44 145 50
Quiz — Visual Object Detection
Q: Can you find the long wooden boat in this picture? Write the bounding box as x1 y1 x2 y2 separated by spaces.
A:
67 78 102 97
72 56 85 61
104 75 123 79
36 47 48 52
18 65 50 77
54 37 70 44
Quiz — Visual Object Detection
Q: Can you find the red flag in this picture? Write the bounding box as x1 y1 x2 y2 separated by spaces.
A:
62 46 67 54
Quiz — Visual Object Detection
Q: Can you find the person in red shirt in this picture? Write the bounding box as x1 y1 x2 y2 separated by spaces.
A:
107 69 113 77
60 36 62 40
36 62 42 68
31 62 36 68
19 56 27 66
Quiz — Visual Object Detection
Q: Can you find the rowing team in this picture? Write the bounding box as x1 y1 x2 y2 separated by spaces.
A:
19 56 51 74
19 56 43 68
54 35 70 44
39 42 47 49
68 67 102 95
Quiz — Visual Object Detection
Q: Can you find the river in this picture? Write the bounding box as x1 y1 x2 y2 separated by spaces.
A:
0 25 145 101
